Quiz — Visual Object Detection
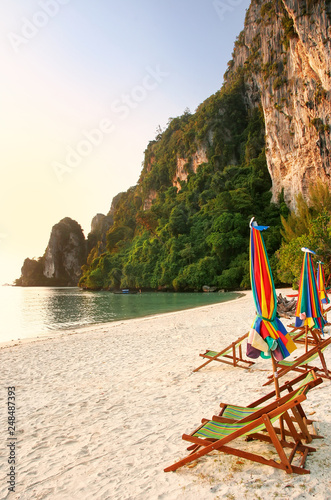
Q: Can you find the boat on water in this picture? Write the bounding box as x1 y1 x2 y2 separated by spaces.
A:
202 285 217 293
113 289 138 294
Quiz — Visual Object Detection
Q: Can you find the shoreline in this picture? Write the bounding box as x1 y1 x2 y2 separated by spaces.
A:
1 287 331 499
0 290 245 350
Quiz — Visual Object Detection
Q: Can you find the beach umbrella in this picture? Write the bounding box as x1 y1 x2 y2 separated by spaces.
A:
295 249 326 348
317 261 330 307
246 218 297 397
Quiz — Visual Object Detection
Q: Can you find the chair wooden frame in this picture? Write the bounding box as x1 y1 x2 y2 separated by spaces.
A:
263 337 331 386
193 332 254 372
218 371 323 443
319 304 331 326
164 389 316 475
321 304 331 315
287 324 325 347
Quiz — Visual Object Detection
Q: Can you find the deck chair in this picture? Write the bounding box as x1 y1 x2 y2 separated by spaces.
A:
193 332 254 372
321 302 331 315
218 370 323 443
263 337 331 386
318 304 331 326
287 324 326 347
164 388 316 474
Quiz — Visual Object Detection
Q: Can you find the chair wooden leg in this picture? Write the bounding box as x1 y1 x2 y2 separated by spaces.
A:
290 406 312 443
232 344 237 367
318 351 331 380
193 357 214 372
261 414 293 474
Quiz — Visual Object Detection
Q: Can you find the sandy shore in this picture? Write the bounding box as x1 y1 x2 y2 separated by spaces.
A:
1 288 331 500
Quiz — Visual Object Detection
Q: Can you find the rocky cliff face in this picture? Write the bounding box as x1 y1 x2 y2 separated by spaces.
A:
143 189 158 210
43 218 86 285
17 0 331 287
229 0 331 207
140 1 331 210
18 218 87 286
89 213 113 251
173 147 208 191
18 258 44 287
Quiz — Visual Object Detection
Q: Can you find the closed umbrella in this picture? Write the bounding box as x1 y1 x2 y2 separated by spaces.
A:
317 260 330 311
246 218 297 397
295 249 326 350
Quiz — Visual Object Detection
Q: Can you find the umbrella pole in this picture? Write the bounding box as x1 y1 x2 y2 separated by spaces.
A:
271 354 280 398
271 354 285 440
305 324 308 353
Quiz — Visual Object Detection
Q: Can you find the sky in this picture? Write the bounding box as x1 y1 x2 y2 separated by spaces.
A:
0 0 251 284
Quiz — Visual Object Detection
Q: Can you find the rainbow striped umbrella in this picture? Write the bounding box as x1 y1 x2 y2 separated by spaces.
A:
247 218 297 364
317 261 330 306
295 249 325 331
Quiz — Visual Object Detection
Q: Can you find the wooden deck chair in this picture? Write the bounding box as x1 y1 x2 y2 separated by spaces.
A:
164 388 316 474
193 332 254 372
321 303 331 315
287 324 326 347
263 337 331 386
318 300 331 323
218 370 323 443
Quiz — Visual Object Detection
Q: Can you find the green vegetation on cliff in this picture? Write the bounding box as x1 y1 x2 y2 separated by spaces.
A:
79 73 288 291
277 182 331 288
18 0 331 290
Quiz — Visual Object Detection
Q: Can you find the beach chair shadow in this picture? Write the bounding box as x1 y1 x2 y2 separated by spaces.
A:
263 337 331 386
193 332 254 372
218 370 323 443
164 387 317 475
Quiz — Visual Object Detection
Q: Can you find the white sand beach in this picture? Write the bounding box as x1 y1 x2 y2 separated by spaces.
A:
1 288 331 500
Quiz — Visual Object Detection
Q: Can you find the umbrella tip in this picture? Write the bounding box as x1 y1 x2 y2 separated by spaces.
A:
249 217 269 231
301 247 316 254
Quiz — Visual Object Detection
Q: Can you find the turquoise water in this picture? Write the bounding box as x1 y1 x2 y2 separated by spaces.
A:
0 287 240 343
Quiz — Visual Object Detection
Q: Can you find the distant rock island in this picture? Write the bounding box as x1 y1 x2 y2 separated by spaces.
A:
17 0 331 290
17 200 118 287
16 218 87 287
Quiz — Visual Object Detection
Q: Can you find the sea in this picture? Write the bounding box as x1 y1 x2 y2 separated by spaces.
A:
0 286 240 344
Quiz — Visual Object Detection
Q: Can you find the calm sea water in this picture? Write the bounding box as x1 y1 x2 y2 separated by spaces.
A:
0 287 240 343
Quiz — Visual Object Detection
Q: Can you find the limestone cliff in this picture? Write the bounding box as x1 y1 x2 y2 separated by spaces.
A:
17 218 86 286
173 147 208 191
88 213 113 253
43 218 86 285
228 0 331 207
18 258 44 287
117 0 331 214
17 0 331 288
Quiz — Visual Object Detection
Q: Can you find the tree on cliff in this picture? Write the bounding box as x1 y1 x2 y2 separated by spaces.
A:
277 182 331 287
